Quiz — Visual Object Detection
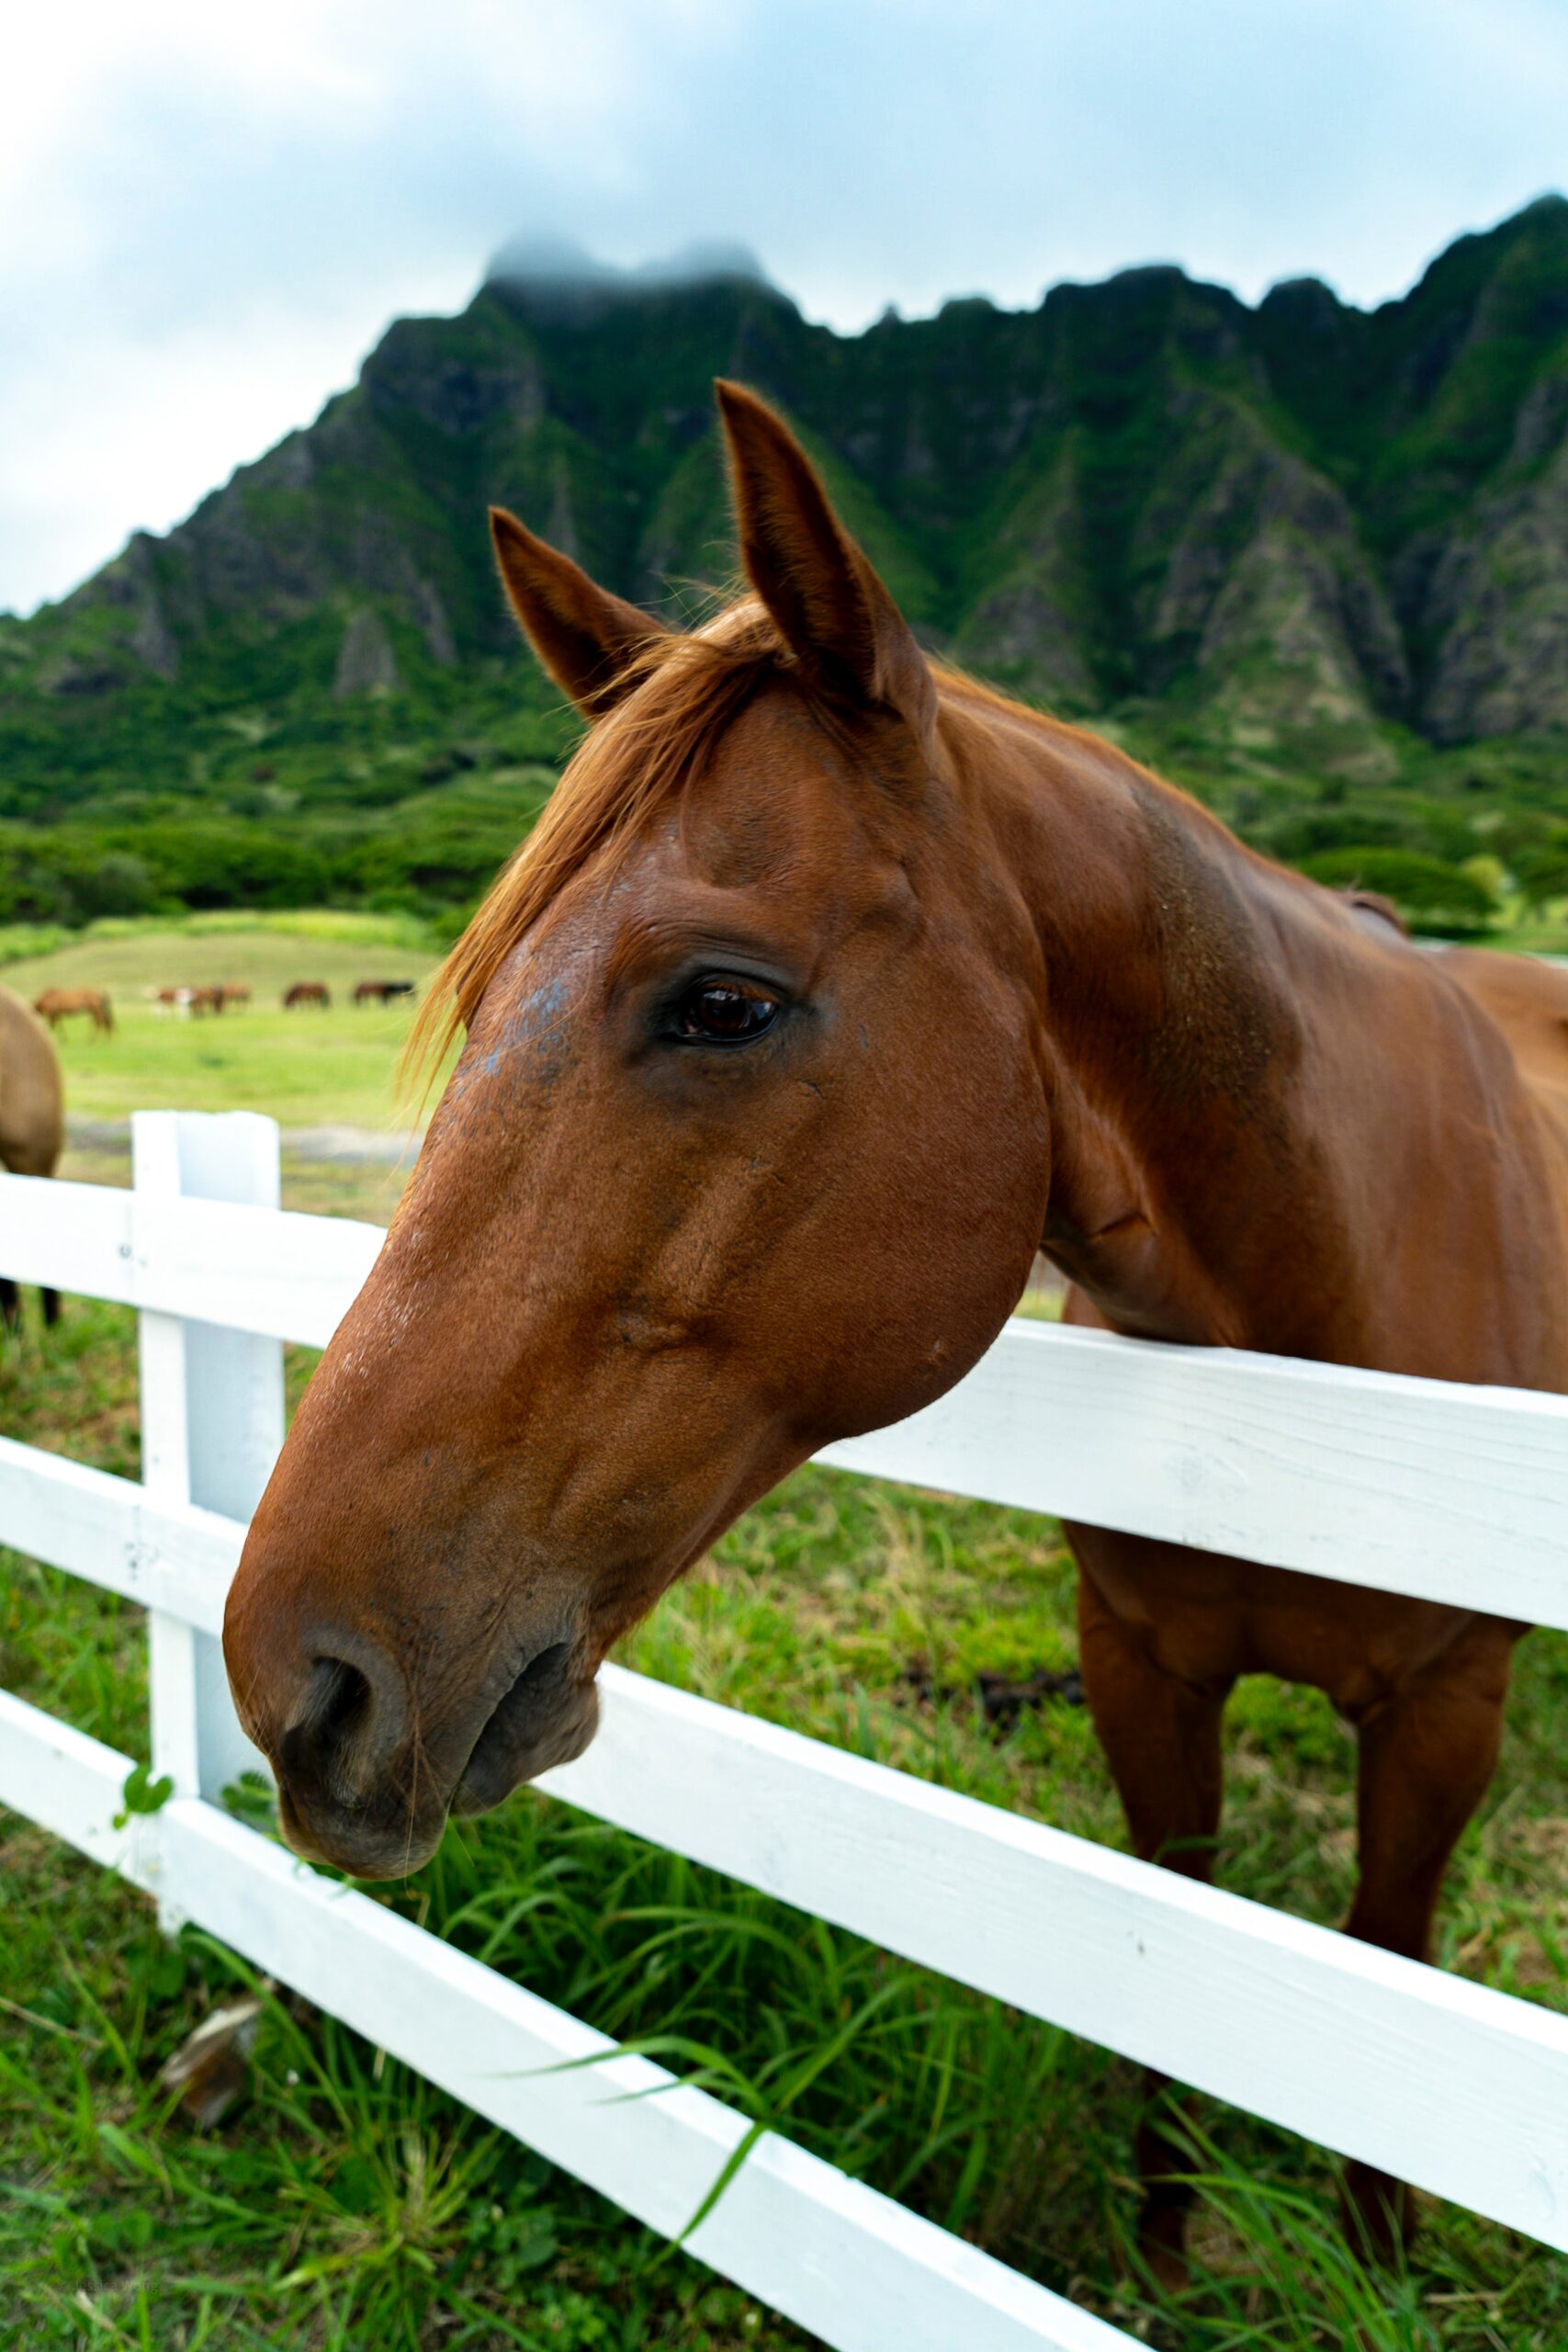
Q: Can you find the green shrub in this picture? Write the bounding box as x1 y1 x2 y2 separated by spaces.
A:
1298 846 1500 935
0 921 71 967
1514 838 1568 908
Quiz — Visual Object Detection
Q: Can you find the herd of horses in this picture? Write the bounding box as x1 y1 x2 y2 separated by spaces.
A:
150 982 251 1016
26 978 420 1028
283 978 417 1010
7 382 1568 2299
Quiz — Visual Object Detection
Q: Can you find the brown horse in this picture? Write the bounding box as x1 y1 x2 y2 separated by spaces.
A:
353 979 416 1006
0 986 64 1329
33 986 112 1035
283 981 331 1010
224 384 1568 2278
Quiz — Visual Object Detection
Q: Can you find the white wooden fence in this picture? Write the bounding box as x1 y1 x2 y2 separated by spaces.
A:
3 1107 1568 2352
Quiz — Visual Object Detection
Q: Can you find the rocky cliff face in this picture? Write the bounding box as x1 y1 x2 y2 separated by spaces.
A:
10 198 1568 772
1417 373 1568 740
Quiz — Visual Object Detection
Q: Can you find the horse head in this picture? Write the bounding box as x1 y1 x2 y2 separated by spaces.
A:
223 384 1050 1877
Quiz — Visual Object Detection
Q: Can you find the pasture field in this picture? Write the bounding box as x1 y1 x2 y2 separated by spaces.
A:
1 916 445 1130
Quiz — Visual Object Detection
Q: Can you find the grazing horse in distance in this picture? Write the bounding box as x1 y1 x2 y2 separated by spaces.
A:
0 986 64 1330
225 383 1568 2284
353 978 416 1006
33 986 112 1036
282 981 331 1010
187 983 249 1016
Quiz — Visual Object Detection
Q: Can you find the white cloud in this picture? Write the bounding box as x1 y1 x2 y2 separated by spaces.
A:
6 0 1568 611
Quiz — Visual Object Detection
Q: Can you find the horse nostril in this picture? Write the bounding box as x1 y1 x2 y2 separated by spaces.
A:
313 1656 372 1746
279 1645 407 1811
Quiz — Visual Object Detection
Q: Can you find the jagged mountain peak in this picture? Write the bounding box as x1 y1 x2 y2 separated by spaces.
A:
484 233 774 306
8 198 1568 782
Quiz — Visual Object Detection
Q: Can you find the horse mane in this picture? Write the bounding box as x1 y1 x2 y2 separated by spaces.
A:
406 601 793 1080
1341 887 1411 941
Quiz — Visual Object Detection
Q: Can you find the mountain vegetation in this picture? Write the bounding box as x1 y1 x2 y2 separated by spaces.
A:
6 199 1568 938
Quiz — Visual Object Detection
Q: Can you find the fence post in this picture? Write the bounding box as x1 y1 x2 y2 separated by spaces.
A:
134 1112 284 1923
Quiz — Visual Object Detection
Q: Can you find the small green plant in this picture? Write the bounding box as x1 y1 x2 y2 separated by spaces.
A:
113 1759 175 1829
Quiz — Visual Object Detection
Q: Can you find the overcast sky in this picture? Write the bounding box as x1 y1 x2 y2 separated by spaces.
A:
6 0 1568 616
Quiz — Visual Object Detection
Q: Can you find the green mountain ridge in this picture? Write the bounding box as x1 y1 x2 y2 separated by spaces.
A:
4 199 1568 932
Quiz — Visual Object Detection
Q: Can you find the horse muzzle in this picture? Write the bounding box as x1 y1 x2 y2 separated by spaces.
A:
229 1605 601 1880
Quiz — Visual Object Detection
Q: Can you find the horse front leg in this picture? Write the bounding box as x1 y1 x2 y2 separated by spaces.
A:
1339 1616 1517 2261
1069 1533 1234 2290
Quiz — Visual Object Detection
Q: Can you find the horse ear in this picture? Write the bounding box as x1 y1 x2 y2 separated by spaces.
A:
490 508 671 715
714 381 934 741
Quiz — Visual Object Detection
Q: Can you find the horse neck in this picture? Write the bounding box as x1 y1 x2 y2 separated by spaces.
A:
950 698 1361 1353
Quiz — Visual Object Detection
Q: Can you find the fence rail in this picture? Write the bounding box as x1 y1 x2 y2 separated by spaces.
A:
3 1111 1566 2347
12 1169 1568 1622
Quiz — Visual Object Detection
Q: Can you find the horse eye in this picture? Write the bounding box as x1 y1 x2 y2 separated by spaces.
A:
675 977 783 1043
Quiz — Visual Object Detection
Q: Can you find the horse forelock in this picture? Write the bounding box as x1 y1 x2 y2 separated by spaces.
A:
407 602 805 1080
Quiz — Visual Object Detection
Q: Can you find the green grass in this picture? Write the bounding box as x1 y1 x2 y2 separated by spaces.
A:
3 1251 1568 2345
2 918 445 1129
